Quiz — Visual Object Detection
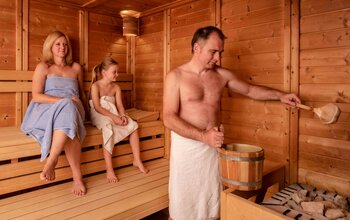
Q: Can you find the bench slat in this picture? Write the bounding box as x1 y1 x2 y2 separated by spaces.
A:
115 195 169 220
70 182 168 220
0 148 164 195
0 138 165 180
0 122 164 160
0 160 169 219
0 159 169 206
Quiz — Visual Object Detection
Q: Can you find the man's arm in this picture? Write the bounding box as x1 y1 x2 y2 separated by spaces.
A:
163 70 224 148
221 68 301 107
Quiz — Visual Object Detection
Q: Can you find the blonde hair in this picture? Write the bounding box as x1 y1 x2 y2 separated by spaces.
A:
42 31 73 65
89 57 119 97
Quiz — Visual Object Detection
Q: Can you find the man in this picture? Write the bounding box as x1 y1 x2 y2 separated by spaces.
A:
163 26 300 220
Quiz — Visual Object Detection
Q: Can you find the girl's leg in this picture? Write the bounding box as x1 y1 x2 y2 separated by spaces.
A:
129 129 149 174
103 148 118 183
64 137 86 196
40 130 68 181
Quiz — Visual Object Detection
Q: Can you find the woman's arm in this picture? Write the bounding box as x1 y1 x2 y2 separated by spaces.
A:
31 62 63 103
74 63 89 115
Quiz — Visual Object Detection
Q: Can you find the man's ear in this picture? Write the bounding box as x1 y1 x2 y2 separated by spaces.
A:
193 42 200 53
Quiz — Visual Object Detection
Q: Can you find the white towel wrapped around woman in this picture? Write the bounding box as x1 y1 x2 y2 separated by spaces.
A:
89 96 138 154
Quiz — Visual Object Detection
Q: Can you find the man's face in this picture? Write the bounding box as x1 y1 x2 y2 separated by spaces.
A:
195 32 224 69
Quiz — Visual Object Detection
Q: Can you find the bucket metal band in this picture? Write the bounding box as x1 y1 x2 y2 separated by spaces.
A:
219 154 264 162
221 176 262 187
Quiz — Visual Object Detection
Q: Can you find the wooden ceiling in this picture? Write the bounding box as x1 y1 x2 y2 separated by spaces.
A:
44 0 179 16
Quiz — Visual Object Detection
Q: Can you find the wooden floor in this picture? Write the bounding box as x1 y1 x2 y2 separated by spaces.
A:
0 159 169 219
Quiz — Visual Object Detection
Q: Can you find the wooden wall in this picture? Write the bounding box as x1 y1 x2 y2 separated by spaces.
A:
0 1 16 126
0 0 127 127
220 0 292 183
298 0 350 197
135 0 216 113
134 12 164 112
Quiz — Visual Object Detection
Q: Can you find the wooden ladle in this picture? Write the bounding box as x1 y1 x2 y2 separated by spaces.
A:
296 103 341 124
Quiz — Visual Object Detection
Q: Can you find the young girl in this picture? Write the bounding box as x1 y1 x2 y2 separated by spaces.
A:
89 57 149 183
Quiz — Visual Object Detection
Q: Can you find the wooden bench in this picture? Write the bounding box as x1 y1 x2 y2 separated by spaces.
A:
0 70 169 219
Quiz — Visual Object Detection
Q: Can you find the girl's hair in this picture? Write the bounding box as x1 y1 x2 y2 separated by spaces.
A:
89 57 119 98
42 31 73 65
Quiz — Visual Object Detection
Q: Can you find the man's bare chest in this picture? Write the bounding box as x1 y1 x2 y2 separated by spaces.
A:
180 75 225 102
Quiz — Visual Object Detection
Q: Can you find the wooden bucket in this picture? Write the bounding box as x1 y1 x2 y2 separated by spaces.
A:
217 143 264 191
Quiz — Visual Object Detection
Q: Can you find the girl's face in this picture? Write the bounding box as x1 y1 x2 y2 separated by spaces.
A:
102 64 119 82
51 36 68 58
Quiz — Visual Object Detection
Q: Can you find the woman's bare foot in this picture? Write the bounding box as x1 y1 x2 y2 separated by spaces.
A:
106 169 118 183
40 158 58 181
133 161 149 174
72 179 86 196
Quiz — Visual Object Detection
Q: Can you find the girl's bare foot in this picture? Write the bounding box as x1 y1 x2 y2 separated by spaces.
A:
40 158 58 181
133 161 149 174
106 169 118 183
72 179 86 196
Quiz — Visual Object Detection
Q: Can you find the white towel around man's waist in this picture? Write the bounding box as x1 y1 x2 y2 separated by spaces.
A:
169 131 221 220
89 96 138 154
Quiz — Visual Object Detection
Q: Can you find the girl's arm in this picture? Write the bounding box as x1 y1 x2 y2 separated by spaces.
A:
90 83 123 125
31 62 64 103
115 85 126 116
115 85 128 125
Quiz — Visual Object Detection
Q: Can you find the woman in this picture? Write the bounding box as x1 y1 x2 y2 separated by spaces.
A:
21 31 86 196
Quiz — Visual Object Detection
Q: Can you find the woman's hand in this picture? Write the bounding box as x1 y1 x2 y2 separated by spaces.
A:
71 96 85 116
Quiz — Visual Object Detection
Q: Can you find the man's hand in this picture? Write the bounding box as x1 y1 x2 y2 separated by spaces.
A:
201 126 224 148
280 93 301 108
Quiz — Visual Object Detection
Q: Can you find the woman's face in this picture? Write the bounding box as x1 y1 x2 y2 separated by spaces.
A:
51 36 68 58
103 64 119 82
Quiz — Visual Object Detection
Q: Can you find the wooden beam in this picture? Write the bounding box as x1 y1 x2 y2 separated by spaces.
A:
141 0 198 17
81 0 109 8
16 0 23 126
214 0 221 28
22 0 29 121
163 9 171 160
79 10 89 74
130 36 136 107
289 0 300 185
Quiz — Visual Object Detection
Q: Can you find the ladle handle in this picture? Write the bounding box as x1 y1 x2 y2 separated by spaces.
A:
296 103 313 111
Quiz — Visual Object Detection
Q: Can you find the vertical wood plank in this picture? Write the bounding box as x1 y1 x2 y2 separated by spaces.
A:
283 0 291 186
79 10 89 74
22 0 29 122
163 9 171 160
16 0 23 126
215 0 221 28
130 36 136 108
290 0 300 184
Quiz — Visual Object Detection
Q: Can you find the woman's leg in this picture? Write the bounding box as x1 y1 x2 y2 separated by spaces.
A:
129 129 149 173
64 137 86 196
40 130 68 181
103 148 118 183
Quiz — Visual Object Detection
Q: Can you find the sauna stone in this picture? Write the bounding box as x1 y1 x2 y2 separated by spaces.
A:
334 195 349 211
292 189 309 204
325 208 345 219
301 201 325 215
